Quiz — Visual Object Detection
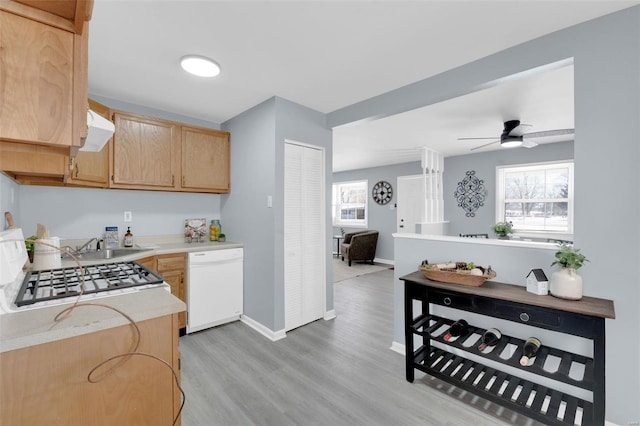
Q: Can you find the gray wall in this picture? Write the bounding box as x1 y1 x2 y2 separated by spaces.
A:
0 174 20 227
221 99 278 330
333 161 422 261
89 94 223 130
329 7 640 424
332 142 573 261
221 97 333 332
13 185 220 239
444 141 574 237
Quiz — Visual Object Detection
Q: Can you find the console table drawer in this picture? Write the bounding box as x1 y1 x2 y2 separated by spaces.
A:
494 303 560 328
429 289 494 313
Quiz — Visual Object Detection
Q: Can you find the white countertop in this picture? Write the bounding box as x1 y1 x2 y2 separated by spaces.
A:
58 236 243 268
0 288 185 353
3 235 233 352
393 232 557 250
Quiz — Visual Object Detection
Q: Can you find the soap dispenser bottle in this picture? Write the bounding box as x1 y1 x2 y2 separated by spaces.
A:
124 227 134 247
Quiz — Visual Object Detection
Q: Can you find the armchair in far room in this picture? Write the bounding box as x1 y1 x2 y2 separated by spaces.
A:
341 230 379 266
459 233 489 238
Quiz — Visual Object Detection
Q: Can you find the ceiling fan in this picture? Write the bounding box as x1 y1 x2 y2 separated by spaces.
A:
459 120 574 151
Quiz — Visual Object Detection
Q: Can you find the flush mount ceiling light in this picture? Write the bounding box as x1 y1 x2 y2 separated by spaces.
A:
180 55 220 77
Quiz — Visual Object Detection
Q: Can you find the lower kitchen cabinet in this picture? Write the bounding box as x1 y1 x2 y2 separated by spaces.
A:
157 253 187 329
0 314 182 425
136 254 157 271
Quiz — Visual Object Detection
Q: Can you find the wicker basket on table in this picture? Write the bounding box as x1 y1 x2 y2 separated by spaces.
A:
419 265 496 287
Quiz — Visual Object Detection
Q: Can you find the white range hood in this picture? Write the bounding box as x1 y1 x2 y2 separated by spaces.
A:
79 109 115 152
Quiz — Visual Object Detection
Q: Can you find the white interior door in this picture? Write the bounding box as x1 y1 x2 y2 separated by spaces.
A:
284 141 325 331
397 175 424 233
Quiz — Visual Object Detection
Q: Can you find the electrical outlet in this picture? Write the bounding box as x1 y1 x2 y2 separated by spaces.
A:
124 211 133 222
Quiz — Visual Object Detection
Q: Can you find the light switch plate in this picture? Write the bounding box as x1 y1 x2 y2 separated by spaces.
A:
124 211 132 222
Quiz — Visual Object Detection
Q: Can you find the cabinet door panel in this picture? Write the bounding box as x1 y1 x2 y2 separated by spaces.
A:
157 253 186 329
0 11 74 145
68 99 110 186
181 126 230 192
112 113 178 189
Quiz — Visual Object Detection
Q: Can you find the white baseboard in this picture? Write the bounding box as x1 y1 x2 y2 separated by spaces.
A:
390 341 405 355
324 309 336 320
374 257 394 266
241 315 286 341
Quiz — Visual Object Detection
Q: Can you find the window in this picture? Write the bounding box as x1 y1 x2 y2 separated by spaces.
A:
496 161 573 233
332 180 368 227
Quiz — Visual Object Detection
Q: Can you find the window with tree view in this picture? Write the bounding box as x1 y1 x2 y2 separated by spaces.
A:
497 161 573 233
332 180 368 227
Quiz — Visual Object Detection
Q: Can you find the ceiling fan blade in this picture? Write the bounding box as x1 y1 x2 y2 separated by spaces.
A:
458 137 498 140
470 140 499 151
522 139 538 148
509 123 533 137
524 128 574 138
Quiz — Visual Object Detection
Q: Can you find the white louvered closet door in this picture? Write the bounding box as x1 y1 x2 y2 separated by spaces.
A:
284 141 325 332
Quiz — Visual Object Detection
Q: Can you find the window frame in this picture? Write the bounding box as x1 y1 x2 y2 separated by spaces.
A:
496 160 574 236
332 179 368 228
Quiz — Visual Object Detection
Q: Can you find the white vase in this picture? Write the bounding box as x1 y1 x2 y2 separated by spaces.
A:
550 268 583 300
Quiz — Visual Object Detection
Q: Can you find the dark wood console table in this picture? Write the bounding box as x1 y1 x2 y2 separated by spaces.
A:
401 271 615 426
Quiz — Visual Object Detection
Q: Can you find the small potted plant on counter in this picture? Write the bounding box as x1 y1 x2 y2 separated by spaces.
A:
217 233 226 242
25 235 38 263
491 221 514 239
549 244 588 300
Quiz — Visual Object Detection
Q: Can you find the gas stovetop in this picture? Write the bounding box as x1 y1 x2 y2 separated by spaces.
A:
15 261 166 307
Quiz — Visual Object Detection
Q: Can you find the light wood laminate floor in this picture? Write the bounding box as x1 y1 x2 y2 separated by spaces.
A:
180 269 542 426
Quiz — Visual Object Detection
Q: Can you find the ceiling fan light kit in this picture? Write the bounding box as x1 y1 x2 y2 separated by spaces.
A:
462 119 574 151
500 136 523 148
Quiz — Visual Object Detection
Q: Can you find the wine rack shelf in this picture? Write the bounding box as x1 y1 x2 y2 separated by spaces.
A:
401 271 615 426
412 313 594 390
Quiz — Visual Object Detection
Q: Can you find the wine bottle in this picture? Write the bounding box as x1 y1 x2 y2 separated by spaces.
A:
443 319 469 341
519 337 542 366
477 328 502 351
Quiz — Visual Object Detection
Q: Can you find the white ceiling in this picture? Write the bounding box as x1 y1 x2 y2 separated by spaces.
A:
332 64 575 171
88 1 639 171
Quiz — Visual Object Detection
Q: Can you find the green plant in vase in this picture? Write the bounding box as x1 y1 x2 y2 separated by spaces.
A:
491 221 513 239
550 244 589 300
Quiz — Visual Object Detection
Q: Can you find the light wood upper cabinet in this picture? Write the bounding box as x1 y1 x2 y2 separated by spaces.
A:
1 10 73 146
108 112 230 193
0 6 89 149
181 126 230 193
3 0 93 34
0 1 90 184
67 99 110 187
110 112 179 190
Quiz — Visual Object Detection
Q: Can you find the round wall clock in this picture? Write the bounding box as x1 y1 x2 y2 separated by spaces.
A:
372 180 393 205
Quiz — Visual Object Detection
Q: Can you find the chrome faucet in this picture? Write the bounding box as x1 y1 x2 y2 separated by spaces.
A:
75 237 100 253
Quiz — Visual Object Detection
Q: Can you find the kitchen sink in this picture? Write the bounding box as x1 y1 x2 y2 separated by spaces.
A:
73 248 152 260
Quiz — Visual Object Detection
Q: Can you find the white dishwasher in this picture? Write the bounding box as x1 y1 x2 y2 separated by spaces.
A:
187 248 243 333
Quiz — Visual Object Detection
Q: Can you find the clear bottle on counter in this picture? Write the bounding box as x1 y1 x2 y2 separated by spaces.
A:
124 227 134 247
210 220 221 241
